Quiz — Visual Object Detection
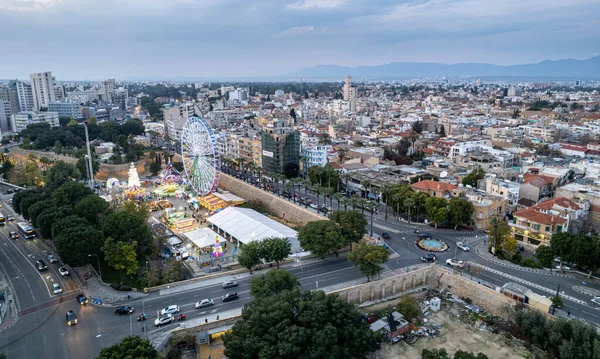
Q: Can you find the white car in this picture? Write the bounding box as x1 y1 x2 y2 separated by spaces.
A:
154 314 174 327
591 297 600 307
457 242 470 251
309 203 318 210
195 299 214 309
446 259 465 268
556 265 571 271
48 254 58 263
53 283 63 294
160 305 180 316
58 267 69 276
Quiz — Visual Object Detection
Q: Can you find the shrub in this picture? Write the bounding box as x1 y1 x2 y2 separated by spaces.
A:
511 253 523 264
109 283 120 290
520 258 538 268
118 285 132 292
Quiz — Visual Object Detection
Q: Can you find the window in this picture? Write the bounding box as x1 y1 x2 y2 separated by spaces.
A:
527 222 531 227
533 224 540 230
545 226 550 231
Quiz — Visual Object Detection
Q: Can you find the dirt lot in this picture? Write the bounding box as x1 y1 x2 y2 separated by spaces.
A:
368 302 532 359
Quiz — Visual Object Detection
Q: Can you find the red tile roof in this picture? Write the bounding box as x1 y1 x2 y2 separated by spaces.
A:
411 180 458 192
533 197 581 211
513 207 567 226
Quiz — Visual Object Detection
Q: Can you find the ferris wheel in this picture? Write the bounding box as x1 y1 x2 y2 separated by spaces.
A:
180 116 220 196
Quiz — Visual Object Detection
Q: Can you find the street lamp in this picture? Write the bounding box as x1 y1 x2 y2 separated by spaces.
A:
88 254 101 280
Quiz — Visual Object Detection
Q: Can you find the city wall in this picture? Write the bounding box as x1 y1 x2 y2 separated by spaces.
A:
218 174 325 226
9 148 78 165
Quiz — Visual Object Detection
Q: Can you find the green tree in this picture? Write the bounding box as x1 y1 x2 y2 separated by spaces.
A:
348 242 391 281
412 121 424 134
36 206 72 238
439 124 446 137
260 237 291 268
425 196 447 219
222 289 376 359
75 195 110 228
298 220 346 257
55 224 105 266
46 160 81 189
453 350 489 359
237 241 263 274
502 236 517 255
448 198 474 229
488 215 510 253
149 162 161 176
172 161 184 172
329 210 368 244
397 295 422 322
421 348 449 359
27 199 53 225
95 336 160 359
102 237 138 276
76 156 100 181
52 214 89 239
15 190 46 219
319 132 332 145
250 269 299 298
535 245 554 268
462 167 485 188
103 211 154 256
431 207 448 228
121 200 150 222
52 181 94 208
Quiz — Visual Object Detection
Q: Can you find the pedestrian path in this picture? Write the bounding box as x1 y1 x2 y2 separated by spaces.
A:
380 263 393 276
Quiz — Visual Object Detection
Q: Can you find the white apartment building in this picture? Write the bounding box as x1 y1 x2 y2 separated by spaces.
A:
14 81 34 112
11 111 59 133
228 89 249 103
30 72 56 110
302 145 331 173
343 76 357 112
48 102 83 119
67 90 98 104
100 79 116 103
481 176 520 211
448 139 493 159
0 101 11 132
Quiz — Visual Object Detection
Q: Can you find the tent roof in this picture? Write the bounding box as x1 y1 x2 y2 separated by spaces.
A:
206 207 299 250
184 227 226 249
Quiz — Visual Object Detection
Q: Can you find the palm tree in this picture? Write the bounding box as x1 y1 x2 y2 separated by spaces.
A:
381 184 394 221
391 193 402 218
361 179 371 199
342 172 352 196
404 198 415 224
313 184 322 209
333 192 343 211
337 148 348 164
364 200 379 236
319 133 332 145
350 194 361 211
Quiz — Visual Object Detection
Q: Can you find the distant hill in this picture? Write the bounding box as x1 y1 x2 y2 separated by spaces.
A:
288 56 600 80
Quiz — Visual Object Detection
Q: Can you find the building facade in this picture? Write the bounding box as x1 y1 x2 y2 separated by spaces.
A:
302 145 331 176
261 121 300 177
29 72 56 110
48 102 83 119
0 101 11 132
0 86 19 115
343 76 357 112
13 81 34 112
11 111 60 133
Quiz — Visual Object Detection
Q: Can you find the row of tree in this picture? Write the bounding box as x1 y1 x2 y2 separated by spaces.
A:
535 232 600 276
236 237 292 274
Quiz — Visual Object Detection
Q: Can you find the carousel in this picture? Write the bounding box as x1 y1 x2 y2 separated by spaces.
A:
124 163 150 199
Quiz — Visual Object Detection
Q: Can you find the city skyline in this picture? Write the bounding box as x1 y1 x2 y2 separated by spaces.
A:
1 0 599 80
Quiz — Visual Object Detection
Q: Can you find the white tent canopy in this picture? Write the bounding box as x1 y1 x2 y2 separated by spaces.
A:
206 207 301 253
184 227 227 249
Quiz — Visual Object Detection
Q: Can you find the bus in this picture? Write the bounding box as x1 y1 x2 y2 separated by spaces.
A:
17 222 35 239
0 213 5 226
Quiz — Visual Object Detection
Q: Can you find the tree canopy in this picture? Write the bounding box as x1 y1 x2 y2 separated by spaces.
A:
329 210 368 244
348 242 391 281
46 161 81 189
462 167 485 188
102 237 138 276
103 211 154 256
75 195 110 228
259 237 292 268
237 241 263 274
95 336 160 359
55 224 105 266
250 269 299 298
298 220 347 257
222 289 377 359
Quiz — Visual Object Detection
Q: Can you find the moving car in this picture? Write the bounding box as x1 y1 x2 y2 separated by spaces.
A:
115 306 135 315
36 260 48 271
446 259 465 268
421 254 437 262
7 215 14 221
556 265 571 271
160 305 180 315
66 310 78 326
76 294 88 305
48 254 58 263
9 231 17 239
457 242 470 251
591 297 600 307
381 232 390 240
222 292 239 302
154 314 174 327
222 281 238 289
418 233 432 239
195 299 214 309
53 283 63 294
58 267 69 276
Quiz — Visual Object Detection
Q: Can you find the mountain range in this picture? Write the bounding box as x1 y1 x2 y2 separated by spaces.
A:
288 56 600 80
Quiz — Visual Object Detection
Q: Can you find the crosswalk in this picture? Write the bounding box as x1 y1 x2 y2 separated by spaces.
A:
380 263 393 276
373 223 401 233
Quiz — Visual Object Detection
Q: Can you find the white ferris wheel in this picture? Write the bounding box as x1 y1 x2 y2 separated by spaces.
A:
180 116 220 196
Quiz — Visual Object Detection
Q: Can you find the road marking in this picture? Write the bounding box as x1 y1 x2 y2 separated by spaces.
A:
0 238 36 301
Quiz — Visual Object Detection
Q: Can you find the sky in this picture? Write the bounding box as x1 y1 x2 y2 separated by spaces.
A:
1 0 599 80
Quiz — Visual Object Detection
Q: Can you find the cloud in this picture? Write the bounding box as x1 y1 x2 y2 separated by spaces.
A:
0 0 62 11
278 25 315 37
287 0 346 10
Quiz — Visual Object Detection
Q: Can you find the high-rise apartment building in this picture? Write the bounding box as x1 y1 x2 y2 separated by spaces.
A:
261 120 300 178
100 79 116 103
30 71 56 110
12 81 34 112
0 101 12 132
0 86 19 115
342 76 357 112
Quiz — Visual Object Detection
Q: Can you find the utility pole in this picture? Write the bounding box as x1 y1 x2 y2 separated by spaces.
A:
83 121 94 189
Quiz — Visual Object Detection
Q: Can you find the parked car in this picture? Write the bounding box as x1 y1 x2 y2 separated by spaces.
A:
53 283 63 294
195 299 214 309
222 292 239 302
516 244 525 251
421 254 436 262
9 231 17 239
419 233 432 239
591 297 600 307
160 305 180 315
222 281 238 289
115 306 135 315
7 215 14 221
381 232 390 240
457 242 470 251
446 259 465 268
48 254 58 263
556 265 571 271
309 203 318 210
66 310 78 326
154 314 174 327
76 294 88 305
58 267 69 276
36 260 48 271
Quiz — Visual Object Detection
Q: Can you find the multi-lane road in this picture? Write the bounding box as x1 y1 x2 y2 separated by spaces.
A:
3 177 600 358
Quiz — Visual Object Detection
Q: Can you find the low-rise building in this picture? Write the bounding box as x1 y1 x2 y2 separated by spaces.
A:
461 188 507 230
480 176 520 212
510 206 568 246
11 111 59 133
410 180 458 199
48 102 83 119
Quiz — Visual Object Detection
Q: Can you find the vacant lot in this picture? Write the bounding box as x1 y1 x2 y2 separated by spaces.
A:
371 304 532 359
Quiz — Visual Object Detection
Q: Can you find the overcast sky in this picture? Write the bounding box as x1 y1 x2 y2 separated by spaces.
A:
1 0 599 80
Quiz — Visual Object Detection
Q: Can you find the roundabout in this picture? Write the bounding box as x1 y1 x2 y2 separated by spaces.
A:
416 238 449 252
